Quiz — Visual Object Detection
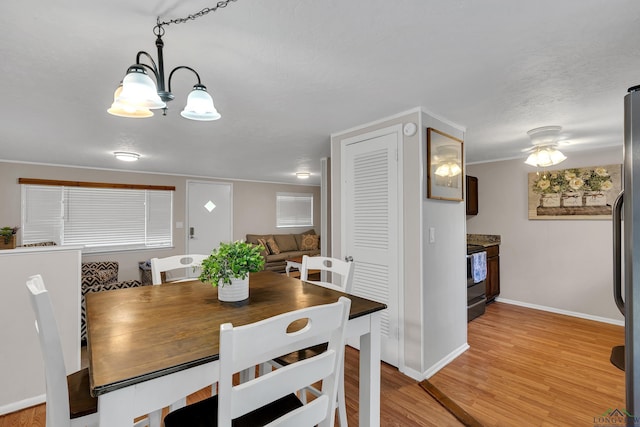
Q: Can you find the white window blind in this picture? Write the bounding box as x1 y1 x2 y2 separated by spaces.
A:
276 192 313 228
21 184 173 253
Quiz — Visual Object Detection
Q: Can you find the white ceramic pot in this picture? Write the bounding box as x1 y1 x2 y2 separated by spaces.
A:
217 276 249 302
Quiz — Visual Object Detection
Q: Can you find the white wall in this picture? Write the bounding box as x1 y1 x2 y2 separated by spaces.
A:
330 108 467 379
0 161 320 281
466 146 624 323
0 247 81 414
420 112 468 374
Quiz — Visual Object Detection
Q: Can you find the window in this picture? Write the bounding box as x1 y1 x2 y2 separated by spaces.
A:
276 192 313 228
21 184 173 253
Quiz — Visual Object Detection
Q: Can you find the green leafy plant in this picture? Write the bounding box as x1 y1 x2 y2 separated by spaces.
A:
199 240 265 287
0 226 19 244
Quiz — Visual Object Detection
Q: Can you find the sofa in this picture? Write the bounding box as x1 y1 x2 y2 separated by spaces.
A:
245 229 320 273
80 261 146 341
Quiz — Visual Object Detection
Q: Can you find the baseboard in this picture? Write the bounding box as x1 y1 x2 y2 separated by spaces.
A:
496 297 624 327
0 394 45 416
401 342 470 381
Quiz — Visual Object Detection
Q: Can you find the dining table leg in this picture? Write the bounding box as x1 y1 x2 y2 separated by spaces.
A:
98 387 136 426
359 311 381 427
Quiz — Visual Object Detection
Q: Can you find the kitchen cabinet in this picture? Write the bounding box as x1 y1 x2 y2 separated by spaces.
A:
466 175 478 215
486 244 500 302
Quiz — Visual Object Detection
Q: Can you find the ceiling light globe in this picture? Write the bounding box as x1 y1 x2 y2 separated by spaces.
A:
549 149 567 165
114 151 140 162
117 66 166 109
181 84 221 121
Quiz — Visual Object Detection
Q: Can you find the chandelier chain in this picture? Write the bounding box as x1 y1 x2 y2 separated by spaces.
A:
156 0 238 28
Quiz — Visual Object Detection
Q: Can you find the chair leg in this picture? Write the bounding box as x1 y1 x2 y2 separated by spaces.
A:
337 379 348 426
169 398 186 412
147 409 163 427
239 367 256 383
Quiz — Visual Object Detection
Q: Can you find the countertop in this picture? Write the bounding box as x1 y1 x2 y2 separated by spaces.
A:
467 233 501 247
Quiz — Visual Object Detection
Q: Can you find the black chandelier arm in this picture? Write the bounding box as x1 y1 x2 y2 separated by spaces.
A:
167 66 202 93
135 51 160 78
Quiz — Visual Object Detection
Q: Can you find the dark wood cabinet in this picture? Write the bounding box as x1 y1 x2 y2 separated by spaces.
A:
466 175 478 215
485 245 500 302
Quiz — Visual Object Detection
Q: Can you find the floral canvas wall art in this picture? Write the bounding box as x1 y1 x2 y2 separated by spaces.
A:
527 164 622 220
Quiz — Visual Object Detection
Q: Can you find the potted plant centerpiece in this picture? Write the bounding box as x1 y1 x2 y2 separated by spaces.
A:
0 226 19 250
200 240 265 302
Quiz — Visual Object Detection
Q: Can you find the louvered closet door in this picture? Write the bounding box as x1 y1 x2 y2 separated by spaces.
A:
343 128 399 366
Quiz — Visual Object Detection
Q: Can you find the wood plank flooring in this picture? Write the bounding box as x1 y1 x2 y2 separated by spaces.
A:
0 302 625 426
429 303 625 426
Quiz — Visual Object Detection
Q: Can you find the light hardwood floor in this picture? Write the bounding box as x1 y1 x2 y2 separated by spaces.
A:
0 302 625 426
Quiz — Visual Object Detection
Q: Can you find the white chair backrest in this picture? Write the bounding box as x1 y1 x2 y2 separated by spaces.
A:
218 297 351 427
300 256 354 293
150 254 208 285
26 274 71 427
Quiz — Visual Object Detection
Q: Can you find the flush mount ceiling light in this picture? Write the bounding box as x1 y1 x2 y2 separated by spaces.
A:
114 151 140 162
107 1 237 121
524 126 567 167
296 172 311 179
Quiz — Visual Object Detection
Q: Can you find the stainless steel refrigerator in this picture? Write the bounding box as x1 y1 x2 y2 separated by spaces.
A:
613 85 640 415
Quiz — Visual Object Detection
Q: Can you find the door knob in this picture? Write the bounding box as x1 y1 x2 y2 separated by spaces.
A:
190 227 195 239
345 256 354 262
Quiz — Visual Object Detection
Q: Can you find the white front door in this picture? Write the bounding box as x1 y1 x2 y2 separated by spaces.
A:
341 126 400 366
187 181 233 278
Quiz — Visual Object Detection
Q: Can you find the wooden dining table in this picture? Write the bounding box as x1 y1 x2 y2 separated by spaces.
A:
86 270 386 427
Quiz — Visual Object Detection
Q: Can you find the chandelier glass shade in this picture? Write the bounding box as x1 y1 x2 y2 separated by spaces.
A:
180 84 221 121
524 126 567 167
107 84 154 118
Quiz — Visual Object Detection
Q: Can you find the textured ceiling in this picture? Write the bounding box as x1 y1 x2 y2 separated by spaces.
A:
1 1 639 185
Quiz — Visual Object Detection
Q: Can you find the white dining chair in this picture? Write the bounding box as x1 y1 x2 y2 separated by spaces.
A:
281 255 354 426
163 296 351 427
300 255 355 293
26 274 151 427
150 254 208 285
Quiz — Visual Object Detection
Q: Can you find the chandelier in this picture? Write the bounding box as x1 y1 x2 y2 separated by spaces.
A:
108 1 237 121
524 126 567 167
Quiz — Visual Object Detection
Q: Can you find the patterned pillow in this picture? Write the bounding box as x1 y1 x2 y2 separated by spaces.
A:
265 237 281 255
300 234 320 250
256 238 271 255
96 269 118 284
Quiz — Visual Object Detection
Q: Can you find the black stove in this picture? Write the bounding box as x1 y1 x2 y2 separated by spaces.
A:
466 244 487 321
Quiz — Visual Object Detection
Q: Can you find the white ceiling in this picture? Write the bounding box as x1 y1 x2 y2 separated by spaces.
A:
2 1 639 185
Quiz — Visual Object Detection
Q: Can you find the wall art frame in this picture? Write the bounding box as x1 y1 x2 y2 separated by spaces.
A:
427 127 464 201
528 164 622 220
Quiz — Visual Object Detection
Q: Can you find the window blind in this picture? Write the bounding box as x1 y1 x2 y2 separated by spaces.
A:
276 192 313 228
21 184 173 253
